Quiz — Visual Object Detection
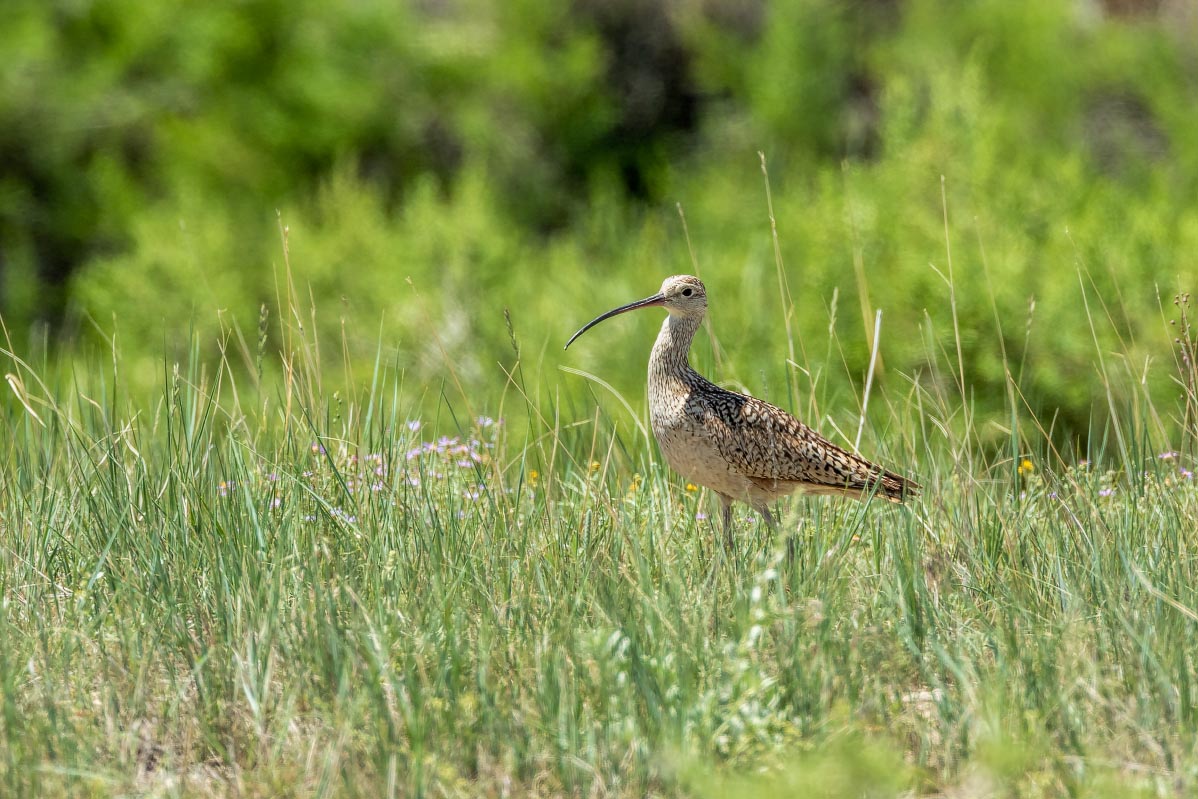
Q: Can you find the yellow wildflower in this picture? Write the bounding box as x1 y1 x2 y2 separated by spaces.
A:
1018 458 1034 475
590 460 601 473
685 483 698 492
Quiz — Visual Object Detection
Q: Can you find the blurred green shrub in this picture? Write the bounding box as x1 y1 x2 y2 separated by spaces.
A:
1 0 702 326
5 0 1198 435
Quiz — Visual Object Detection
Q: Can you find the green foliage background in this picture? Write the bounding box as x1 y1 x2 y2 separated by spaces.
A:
3 0 1197 434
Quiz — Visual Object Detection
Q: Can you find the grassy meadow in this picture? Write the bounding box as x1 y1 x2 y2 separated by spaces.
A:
4 236 1198 797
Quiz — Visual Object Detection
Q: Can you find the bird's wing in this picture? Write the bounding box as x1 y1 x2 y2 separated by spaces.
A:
690 390 917 500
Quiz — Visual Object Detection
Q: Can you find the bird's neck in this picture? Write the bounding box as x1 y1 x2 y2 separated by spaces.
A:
649 314 701 378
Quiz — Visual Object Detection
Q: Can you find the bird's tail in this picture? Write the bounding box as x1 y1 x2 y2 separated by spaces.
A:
873 467 919 503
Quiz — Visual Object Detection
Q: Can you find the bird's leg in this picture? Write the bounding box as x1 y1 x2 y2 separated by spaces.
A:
754 504 779 531
753 503 795 563
719 495 735 555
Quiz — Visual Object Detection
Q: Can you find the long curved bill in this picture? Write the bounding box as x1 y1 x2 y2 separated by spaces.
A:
564 293 666 350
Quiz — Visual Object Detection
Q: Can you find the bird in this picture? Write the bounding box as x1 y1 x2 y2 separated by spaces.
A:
565 274 917 545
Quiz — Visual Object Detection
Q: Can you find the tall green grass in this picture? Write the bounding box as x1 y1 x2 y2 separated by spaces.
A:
2 225 1197 798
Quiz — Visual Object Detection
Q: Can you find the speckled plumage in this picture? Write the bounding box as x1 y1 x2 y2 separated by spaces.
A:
566 275 917 535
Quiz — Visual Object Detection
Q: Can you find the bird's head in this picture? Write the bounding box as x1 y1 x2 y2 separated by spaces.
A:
564 275 707 349
657 275 708 318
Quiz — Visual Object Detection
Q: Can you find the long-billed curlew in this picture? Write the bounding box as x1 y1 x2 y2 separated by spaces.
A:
565 275 917 541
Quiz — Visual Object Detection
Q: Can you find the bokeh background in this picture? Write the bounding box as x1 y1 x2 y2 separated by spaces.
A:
3 0 1197 438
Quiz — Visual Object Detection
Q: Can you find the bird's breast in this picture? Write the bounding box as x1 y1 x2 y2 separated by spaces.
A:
649 386 751 498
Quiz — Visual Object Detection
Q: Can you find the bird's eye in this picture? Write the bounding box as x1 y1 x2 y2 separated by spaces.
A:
682 288 693 297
